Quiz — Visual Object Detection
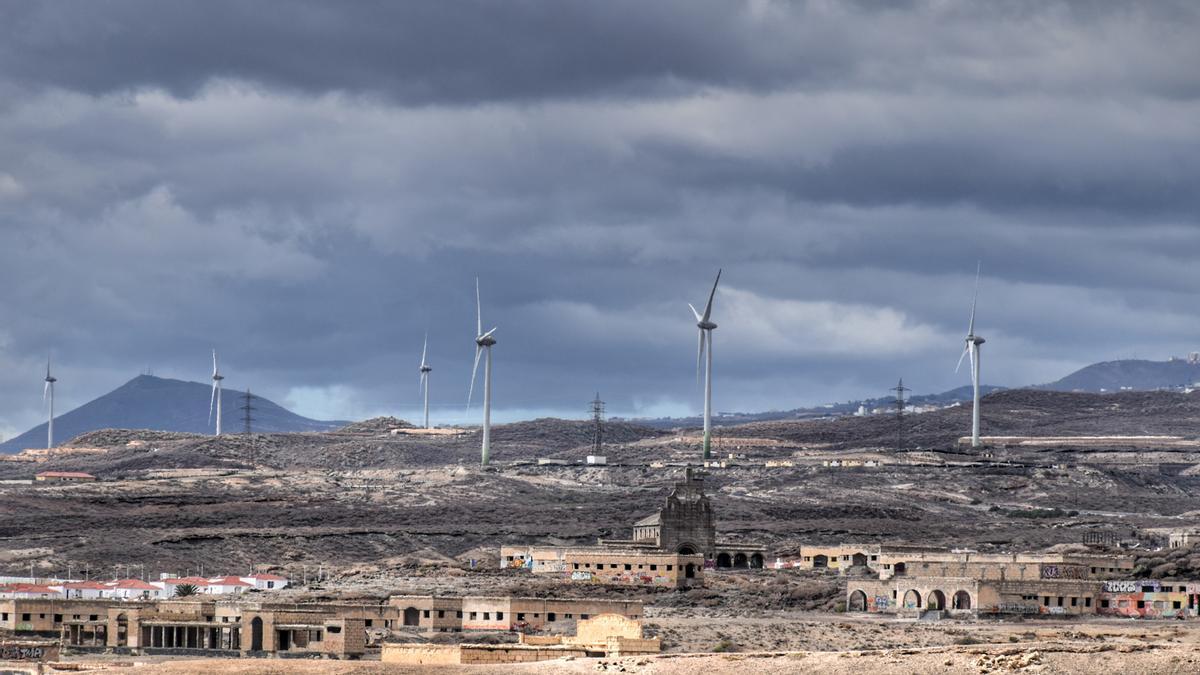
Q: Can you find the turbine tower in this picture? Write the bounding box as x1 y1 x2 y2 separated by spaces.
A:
419 334 432 429
956 264 985 448
688 269 721 460
43 358 57 449
209 349 225 436
467 278 497 465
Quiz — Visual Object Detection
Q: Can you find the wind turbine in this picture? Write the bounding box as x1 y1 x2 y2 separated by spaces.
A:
688 269 721 460
419 334 432 429
956 264 985 448
43 358 57 449
209 350 225 437
468 278 497 465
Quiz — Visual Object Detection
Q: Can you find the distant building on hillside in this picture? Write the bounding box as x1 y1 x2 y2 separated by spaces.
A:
34 471 96 482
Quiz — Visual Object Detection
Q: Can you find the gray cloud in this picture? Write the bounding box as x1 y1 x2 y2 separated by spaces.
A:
1 1 1199 439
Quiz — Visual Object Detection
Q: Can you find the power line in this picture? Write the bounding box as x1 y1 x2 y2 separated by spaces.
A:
891 378 910 453
240 389 256 435
590 392 605 456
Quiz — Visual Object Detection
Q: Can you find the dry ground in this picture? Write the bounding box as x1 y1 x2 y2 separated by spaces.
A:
30 616 1200 674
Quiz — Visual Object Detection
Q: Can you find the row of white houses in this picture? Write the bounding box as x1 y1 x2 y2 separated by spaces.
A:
0 573 289 600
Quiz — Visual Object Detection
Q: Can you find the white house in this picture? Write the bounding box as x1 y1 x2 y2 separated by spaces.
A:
157 576 211 596
60 580 108 599
241 573 289 591
206 576 253 594
0 583 63 599
106 579 164 600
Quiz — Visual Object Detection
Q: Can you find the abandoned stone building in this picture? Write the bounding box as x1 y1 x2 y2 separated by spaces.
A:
385 596 643 632
501 469 764 581
839 548 1189 619
381 613 659 665
0 594 642 659
601 468 766 568
787 544 1135 579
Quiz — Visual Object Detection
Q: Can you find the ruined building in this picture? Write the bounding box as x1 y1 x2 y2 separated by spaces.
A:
502 469 765 579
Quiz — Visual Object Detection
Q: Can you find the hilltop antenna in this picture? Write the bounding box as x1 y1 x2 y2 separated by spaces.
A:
590 392 605 456
240 389 256 435
891 378 910 452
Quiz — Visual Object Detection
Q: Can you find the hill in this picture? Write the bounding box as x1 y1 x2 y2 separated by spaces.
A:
0 374 345 453
1038 359 1200 392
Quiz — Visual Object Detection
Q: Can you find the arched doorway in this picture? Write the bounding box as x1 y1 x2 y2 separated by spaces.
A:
684 563 696 579
716 553 732 568
952 591 972 610
813 554 828 568
902 590 921 609
403 607 420 626
250 617 263 651
927 590 946 611
733 553 748 569
116 614 128 646
851 553 868 567
848 590 868 612
678 544 696 555
750 553 764 569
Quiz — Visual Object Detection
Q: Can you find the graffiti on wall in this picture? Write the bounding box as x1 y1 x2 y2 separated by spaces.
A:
1103 580 1138 593
873 596 890 610
997 604 1037 614
1040 565 1085 580
538 561 567 573
570 571 593 581
0 645 46 661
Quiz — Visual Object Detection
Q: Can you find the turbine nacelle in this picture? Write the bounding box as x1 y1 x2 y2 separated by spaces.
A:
966 335 986 346
696 320 717 331
419 365 433 374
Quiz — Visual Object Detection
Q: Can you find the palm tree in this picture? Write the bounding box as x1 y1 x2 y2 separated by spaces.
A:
174 583 199 597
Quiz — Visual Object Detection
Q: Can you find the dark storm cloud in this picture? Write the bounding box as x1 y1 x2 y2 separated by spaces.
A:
1 1 1200 438
2 1 1199 103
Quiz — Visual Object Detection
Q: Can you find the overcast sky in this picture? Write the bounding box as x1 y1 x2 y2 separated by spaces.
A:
2 1 1199 438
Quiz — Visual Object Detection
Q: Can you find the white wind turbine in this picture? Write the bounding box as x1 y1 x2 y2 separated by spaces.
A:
467 278 497 465
688 269 721 460
209 349 225 436
43 357 57 449
955 264 986 448
419 334 432 429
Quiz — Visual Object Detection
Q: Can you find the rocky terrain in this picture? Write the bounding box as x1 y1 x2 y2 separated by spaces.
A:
2 388 1200 588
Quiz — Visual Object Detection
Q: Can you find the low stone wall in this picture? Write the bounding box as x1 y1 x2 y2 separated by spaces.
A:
382 643 589 665
459 645 588 664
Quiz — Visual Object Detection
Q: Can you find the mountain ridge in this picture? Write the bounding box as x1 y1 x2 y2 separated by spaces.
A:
1 374 345 453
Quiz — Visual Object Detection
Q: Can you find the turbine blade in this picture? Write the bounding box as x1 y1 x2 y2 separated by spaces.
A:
44 381 50 404
475 277 483 337
688 303 702 323
482 327 497 339
420 334 428 368
467 345 483 410
702 269 722 322
209 381 217 425
212 349 219 376
967 262 980 336
420 371 427 395
969 342 979 389
955 344 969 373
696 329 705 384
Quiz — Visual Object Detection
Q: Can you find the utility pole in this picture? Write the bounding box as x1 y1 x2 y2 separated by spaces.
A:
240 389 256 435
891 378 910 453
590 393 605 456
